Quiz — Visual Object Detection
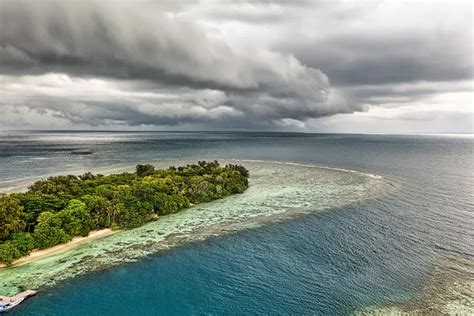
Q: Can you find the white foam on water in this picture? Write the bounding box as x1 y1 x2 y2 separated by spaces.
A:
232 159 384 179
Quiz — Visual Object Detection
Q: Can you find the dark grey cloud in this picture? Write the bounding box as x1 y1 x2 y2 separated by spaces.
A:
274 0 473 87
286 33 473 86
0 0 472 131
0 0 351 128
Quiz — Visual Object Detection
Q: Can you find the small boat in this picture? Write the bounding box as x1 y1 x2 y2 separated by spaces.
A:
0 297 25 313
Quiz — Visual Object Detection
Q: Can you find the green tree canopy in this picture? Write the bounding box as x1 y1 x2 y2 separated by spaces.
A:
136 164 155 177
0 195 25 241
0 161 249 265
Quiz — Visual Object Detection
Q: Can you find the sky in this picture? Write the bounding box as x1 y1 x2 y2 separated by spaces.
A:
0 0 472 133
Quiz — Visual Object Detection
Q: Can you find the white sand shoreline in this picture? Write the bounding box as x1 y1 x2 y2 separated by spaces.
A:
0 229 117 269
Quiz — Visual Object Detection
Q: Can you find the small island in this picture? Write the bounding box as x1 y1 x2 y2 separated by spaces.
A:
0 161 249 266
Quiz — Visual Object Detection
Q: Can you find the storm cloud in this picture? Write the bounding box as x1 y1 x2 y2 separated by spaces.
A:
0 0 472 131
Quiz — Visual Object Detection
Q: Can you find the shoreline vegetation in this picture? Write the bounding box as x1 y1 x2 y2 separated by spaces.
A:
0 161 249 266
0 228 116 268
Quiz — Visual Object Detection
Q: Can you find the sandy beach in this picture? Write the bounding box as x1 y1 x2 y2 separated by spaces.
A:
0 229 117 269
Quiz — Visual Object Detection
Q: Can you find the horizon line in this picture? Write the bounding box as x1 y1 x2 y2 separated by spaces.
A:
1 129 473 136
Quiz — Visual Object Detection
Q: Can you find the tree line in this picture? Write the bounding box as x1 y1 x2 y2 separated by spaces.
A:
0 161 249 265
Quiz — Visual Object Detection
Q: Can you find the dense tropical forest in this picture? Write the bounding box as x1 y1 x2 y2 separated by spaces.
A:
0 161 249 265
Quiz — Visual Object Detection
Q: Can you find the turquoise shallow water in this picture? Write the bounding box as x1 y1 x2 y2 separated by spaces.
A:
0 132 472 315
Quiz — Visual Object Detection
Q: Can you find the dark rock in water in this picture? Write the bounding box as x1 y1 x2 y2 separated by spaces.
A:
70 150 94 155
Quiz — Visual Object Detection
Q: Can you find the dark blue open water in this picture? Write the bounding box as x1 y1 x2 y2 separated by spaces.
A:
1 132 472 315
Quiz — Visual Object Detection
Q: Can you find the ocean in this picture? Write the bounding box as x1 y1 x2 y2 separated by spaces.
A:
0 131 472 315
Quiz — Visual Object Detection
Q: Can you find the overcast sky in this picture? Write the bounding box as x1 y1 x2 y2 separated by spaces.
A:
0 0 472 133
